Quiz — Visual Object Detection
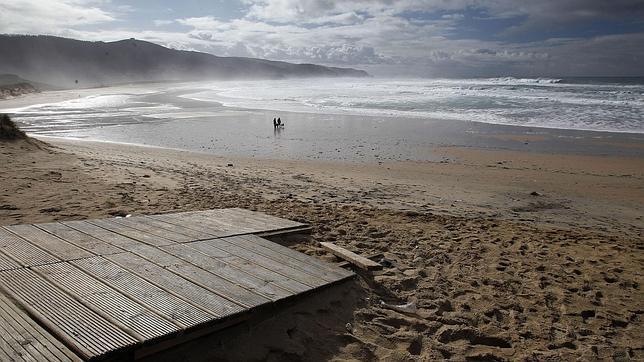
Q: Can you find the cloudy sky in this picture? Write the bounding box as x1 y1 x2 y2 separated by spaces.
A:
1 0 643 77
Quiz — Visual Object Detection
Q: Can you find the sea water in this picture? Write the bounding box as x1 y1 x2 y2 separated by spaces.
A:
2 77 643 161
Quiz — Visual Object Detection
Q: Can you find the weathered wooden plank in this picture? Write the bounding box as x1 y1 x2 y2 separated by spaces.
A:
104 252 245 317
0 228 59 267
217 235 342 283
35 222 123 256
160 244 293 300
3 225 92 261
195 238 327 287
72 257 214 328
184 241 312 294
179 211 256 234
35 263 180 341
0 268 138 360
137 216 216 240
127 244 271 308
238 234 354 279
87 218 175 246
226 208 305 230
109 217 195 243
147 213 232 238
0 293 81 362
61 220 140 249
320 242 383 271
0 250 20 271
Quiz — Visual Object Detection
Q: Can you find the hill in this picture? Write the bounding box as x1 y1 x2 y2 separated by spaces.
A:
0 35 369 88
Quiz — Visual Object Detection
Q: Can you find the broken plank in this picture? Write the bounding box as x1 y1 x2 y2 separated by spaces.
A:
320 242 383 271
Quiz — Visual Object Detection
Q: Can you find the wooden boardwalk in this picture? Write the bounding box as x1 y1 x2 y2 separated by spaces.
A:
0 208 353 361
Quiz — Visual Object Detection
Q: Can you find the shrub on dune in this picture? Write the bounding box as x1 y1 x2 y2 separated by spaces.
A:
0 114 26 140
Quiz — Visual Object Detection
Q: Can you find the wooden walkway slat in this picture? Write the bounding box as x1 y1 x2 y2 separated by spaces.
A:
35 222 122 256
0 228 60 267
127 244 271 308
160 244 293 300
0 249 20 271
183 241 311 294
0 293 81 362
194 238 327 288
146 213 231 238
108 217 195 243
176 212 255 235
87 218 176 246
3 225 92 261
138 216 216 240
238 234 354 279
104 252 245 317
34 263 180 341
60 220 140 249
0 268 137 360
0 208 353 360
71 257 214 328
219 235 344 283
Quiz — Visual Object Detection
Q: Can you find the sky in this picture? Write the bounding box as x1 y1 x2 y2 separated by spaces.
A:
1 0 643 77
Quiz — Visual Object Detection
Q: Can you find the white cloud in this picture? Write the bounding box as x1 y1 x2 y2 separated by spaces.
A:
0 0 114 33
1 0 642 76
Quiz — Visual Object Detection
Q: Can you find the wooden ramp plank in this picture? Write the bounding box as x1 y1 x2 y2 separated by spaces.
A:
238 234 354 279
160 244 293 300
34 263 180 341
0 250 20 271
35 222 122 256
0 228 59 267
127 244 271 308
61 220 140 249
0 268 138 360
72 257 214 328
138 216 217 240
177 242 311 294
320 242 383 271
218 235 342 283
109 217 196 243
3 225 92 261
194 237 327 288
104 252 245 317
87 218 176 246
179 211 256 234
147 213 231 238
226 208 306 230
0 293 81 362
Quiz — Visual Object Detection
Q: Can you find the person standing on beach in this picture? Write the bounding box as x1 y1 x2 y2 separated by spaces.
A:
273 117 277 128
277 117 282 127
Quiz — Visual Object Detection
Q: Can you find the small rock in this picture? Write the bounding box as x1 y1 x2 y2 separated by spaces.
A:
530 191 541 196
227 163 234 167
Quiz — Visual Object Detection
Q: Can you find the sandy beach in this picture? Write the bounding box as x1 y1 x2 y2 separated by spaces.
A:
1 131 642 360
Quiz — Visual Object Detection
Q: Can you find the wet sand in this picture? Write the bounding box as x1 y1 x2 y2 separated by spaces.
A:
1 134 642 360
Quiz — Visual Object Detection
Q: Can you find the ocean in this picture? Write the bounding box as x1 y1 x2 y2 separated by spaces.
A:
2 77 643 161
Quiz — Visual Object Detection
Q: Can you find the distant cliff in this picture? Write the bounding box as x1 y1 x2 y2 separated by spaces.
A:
0 35 369 88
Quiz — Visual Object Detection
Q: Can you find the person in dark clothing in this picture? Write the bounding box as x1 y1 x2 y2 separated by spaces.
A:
273 117 277 128
277 117 282 127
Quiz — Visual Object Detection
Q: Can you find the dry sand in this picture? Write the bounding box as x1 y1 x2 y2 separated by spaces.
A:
1 136 642 361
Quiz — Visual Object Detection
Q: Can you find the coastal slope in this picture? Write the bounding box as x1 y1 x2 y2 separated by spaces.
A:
0 35 369 88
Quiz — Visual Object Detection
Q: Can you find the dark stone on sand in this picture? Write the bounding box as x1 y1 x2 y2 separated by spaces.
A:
580 310 595 320
530 191 541 196
227 163 234 167
0 204 18 210
39 206 61 213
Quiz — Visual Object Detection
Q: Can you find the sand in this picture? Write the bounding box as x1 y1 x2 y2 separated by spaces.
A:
1 134 642 361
